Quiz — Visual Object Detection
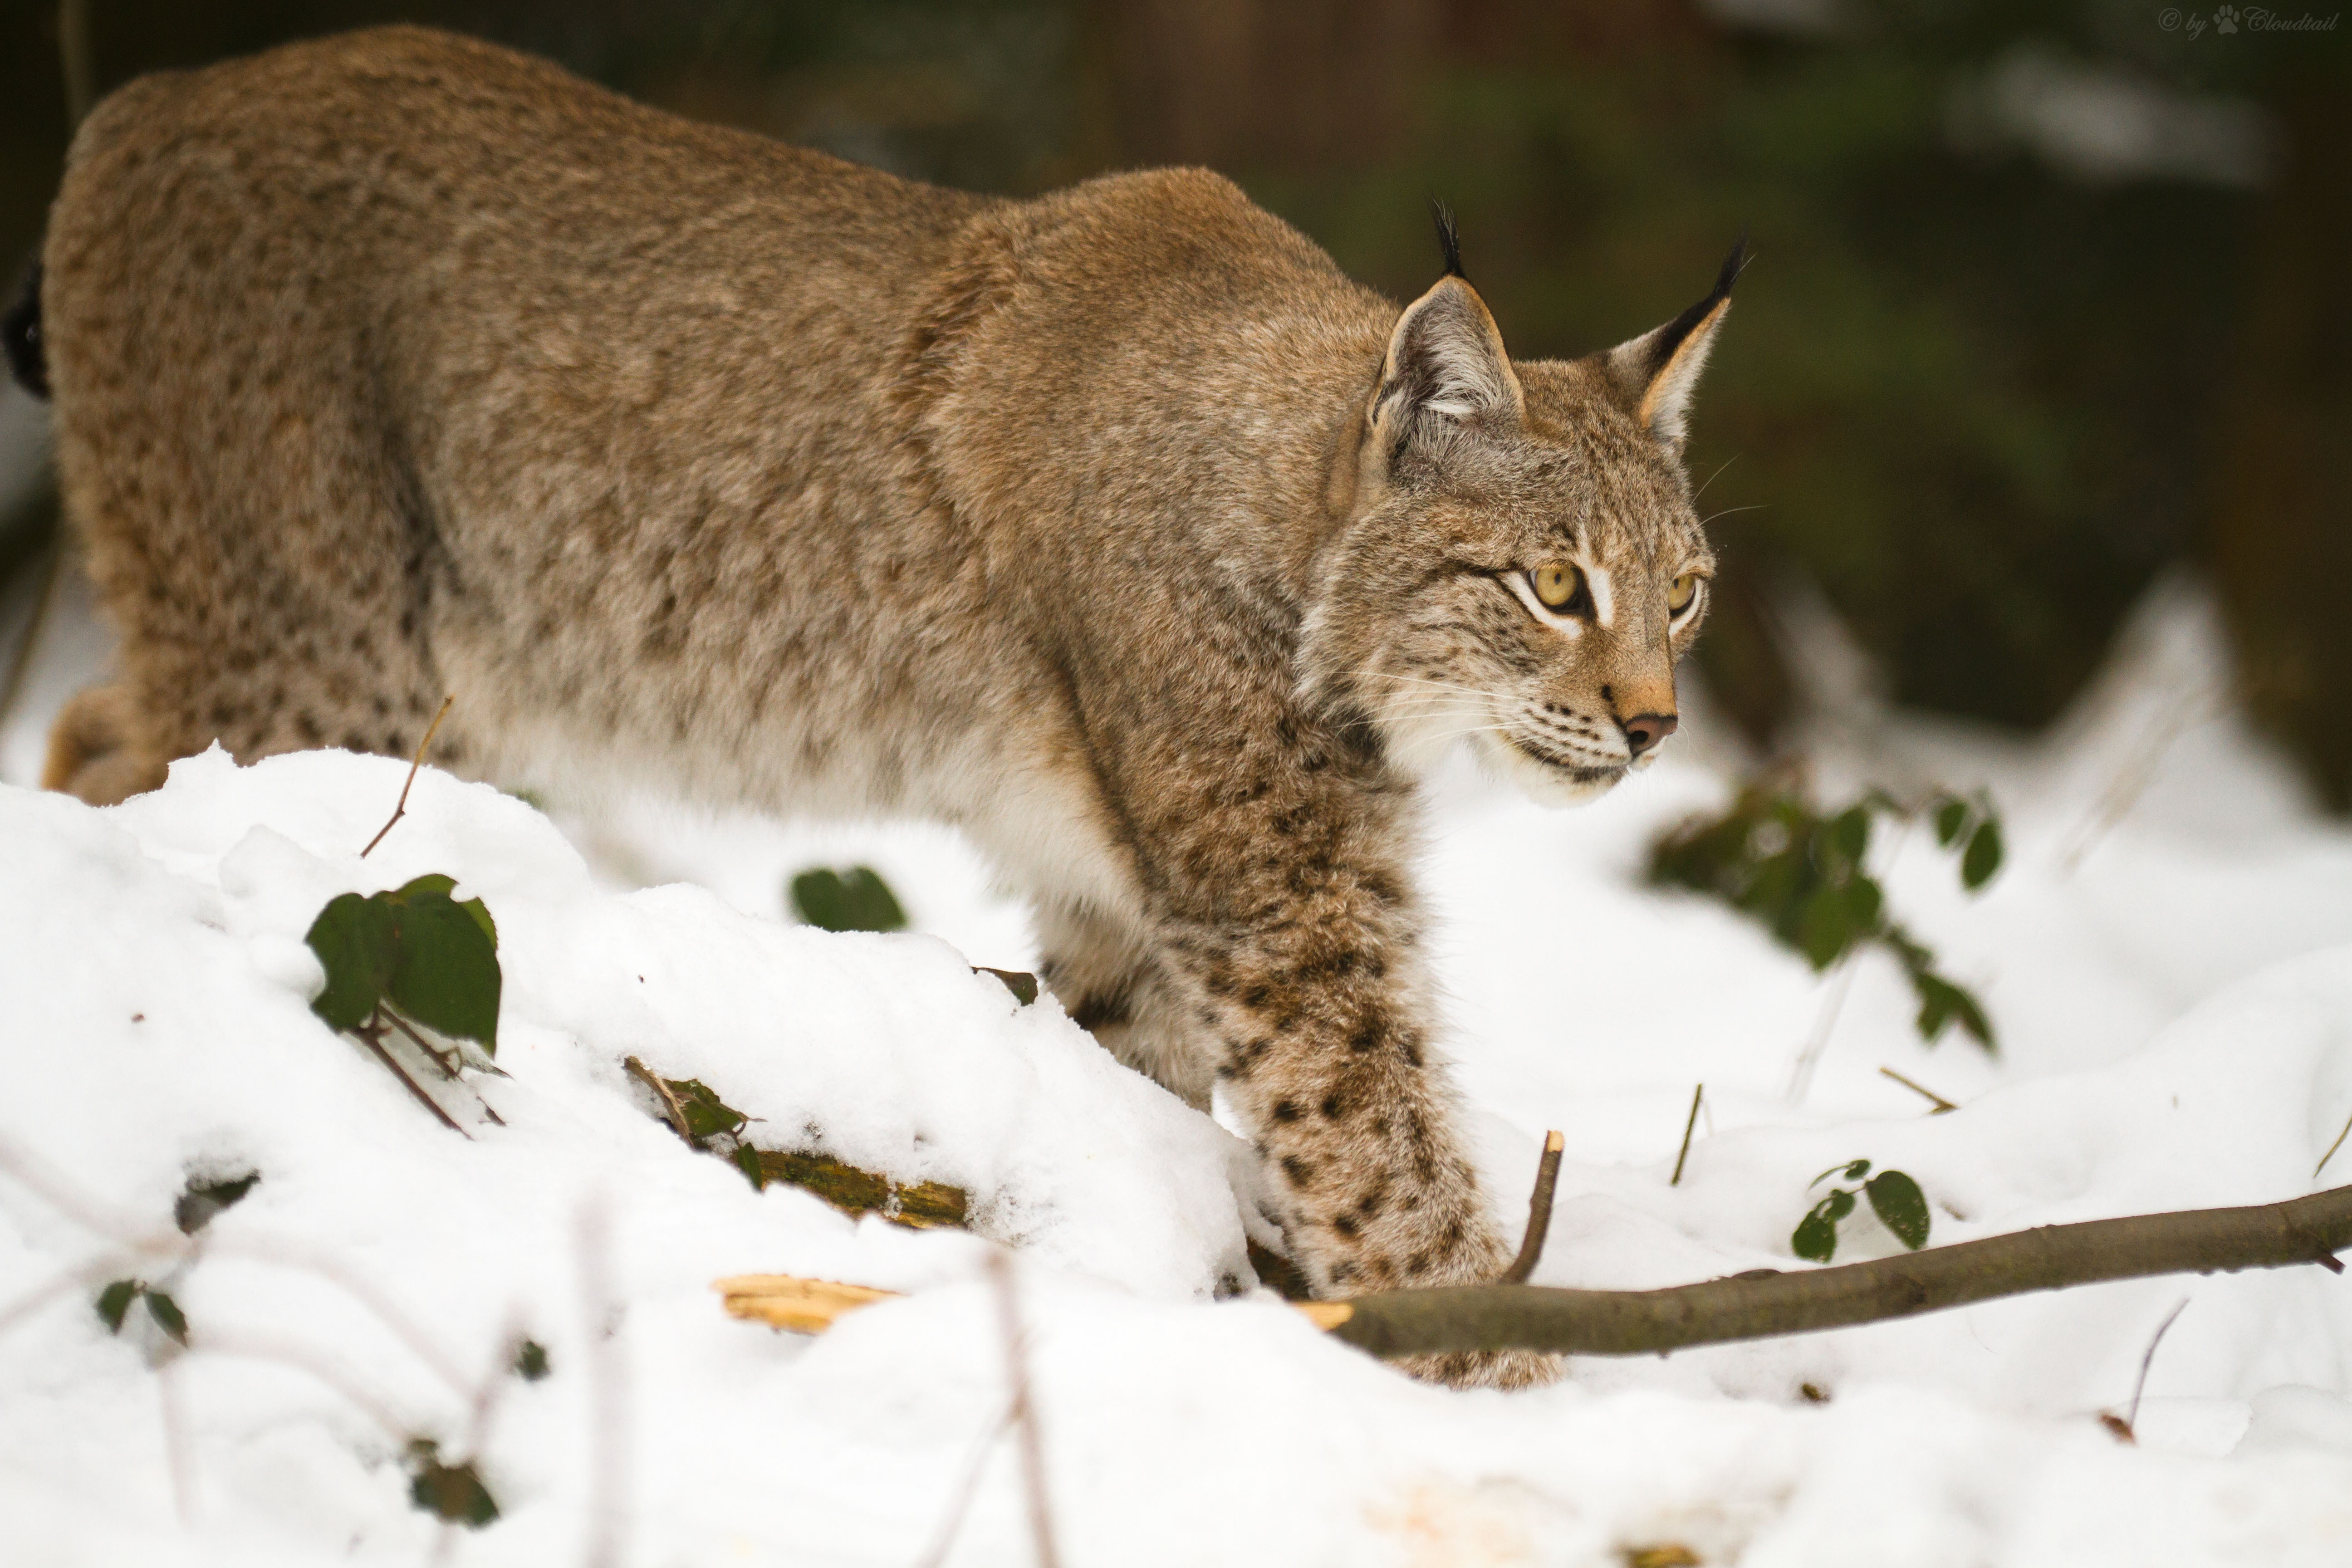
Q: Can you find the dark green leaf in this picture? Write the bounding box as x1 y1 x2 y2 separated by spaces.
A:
1866 1170 1932 1250
1810 1159 1871 1188
664 1077 750 1145
96 1279 140 1334
732 1142 766 1191
1842 874 1885 935
1792 1209 1838 1263
791 866 907 934
407 1441 500 1529
175 1171 260 1236
513 1341 549 1382
1933 796 1969 847
143 1290 189 1346
1798 883 1852 970
1823 1186 1857 1221
976 967 1038 1005
382 879 502 1053
304 892 395 1031
1961 818 2004 892
1911 973 1994 1051
1827 807 1870 868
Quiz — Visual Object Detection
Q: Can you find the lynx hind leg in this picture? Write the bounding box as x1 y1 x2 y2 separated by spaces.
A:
1034 901 1214 1110
42 682 171 805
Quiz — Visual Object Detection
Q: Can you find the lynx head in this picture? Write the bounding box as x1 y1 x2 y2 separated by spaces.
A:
1303 219 1743 807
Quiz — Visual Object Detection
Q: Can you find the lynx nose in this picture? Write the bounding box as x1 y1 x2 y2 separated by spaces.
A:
1620 711 1678 757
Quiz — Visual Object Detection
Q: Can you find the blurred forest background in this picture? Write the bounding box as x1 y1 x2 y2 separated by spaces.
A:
0 0 2344 802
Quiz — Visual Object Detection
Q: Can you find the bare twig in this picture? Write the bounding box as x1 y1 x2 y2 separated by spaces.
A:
2122 1297 2190 1438
158 1357 197 1524
912 1403 1016 1568
58 0 96 128
2318 1108 2352 1179
1671 1086 1704 1186
383 1009 462 1080
194 1328 418 1440
579 1200 627 1568
353 1010 470 1137
360 695 454 858
624 1055 695 1145
1501 1131 1565 1284
1878 1067 1959 1114
1785 959 1859 1105
987 1251 1060 1568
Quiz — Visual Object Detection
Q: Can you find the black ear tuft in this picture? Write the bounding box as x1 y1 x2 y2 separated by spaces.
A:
1636 233 1748 388
4 257 45 401
1429 199 1465 280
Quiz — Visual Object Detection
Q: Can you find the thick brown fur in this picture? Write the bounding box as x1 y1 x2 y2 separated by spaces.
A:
39 28 1738 1388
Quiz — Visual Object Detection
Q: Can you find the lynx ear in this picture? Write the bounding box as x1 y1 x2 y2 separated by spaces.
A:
1369 274 1524 463
1603 239 1747 452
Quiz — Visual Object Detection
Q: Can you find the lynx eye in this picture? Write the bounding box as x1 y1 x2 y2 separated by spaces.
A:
1668 573 1702 616
1530 562 1588 613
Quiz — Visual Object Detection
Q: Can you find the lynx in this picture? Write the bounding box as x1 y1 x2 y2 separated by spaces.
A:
20 27 1737 1387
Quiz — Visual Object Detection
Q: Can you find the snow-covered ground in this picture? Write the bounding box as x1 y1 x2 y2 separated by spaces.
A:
5 579 2352 1565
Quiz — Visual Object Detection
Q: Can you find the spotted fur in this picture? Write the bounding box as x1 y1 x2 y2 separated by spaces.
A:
37 28 1737 1389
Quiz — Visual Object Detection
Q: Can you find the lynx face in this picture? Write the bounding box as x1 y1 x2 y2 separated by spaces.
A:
1306 251 1739 806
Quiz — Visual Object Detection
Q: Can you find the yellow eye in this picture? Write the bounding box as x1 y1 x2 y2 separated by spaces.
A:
1531 562 1587 612
1668 573 1702 616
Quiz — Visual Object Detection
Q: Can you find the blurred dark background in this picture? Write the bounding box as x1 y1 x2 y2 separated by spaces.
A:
1 0 2344 802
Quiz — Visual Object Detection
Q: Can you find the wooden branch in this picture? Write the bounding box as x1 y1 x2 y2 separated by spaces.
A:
353 1011 470 1138
623 1056 696 1145
361 696 454 858
1671 1084 1703 1185
1501 1131 1564 1284
1322 1185 2352 1359
1879 1066 1958 1114
714 1186 2352 1360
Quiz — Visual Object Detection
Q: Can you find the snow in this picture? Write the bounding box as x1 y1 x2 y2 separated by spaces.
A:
5 579 2352 1564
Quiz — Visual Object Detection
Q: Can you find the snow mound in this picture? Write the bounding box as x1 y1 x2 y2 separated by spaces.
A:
5 715 2352 1564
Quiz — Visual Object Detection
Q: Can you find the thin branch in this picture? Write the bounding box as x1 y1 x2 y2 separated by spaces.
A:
579 1200 627 1568
1785 959 1858 1105
987 1251 1060 1568
383 1008 462 1080
1878 1066 1958 1114
2123 1297 2190 1436
158 1356 198 1525
353 1012 470 1138
1501 1131 1564 1284
1671 1085 1704 1186
360 695 453 858
623 1056 695 1145
2318 1108 2352 1178
1320 1185 2352 1360
911 1403 1015 1568
58 0 96 129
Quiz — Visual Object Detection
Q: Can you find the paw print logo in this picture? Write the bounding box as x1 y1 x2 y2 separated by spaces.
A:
2213 4 2239 31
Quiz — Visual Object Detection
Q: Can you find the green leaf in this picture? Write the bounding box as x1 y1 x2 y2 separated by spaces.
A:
1961 818 2004 891
175 1171 260 1236
663 1077 750 1145
1810 1159 1871 1188
143 1289 190 1346
304 892 396 1031
1826 807 1870 868
382 878 502 1053
1911 972 1995 1051
1797 883 1853 970
407 1441 500 1529
512 1340 549 1382
1866 1170 1931 1250
1792 1208 1839 1263
1933 796 1969 848
1823 1186 1857 1221
1842 874 1885 935
96 1279 141 1334
976 966 1039 1005
790 867 908 934
732 1141 766 1191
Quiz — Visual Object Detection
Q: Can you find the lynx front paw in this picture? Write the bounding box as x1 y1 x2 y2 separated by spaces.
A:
1398 1347 1564 1390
